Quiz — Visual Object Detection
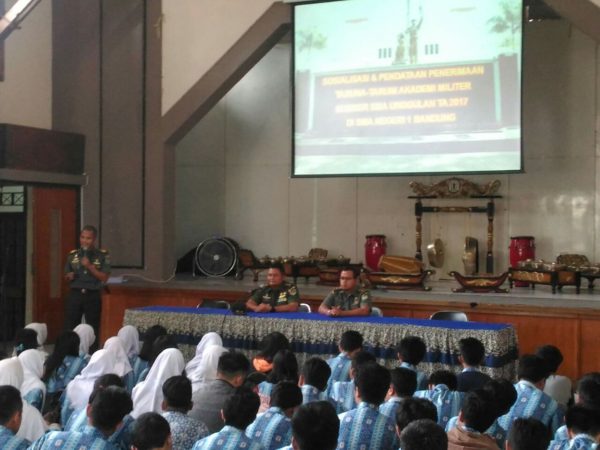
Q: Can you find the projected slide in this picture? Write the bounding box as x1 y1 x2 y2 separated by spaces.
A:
293 0 523 176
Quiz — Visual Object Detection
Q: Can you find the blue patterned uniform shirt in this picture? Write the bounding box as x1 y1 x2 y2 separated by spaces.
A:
414 384 464 428
301 385 327 404
28 425 117 450
399 362 428 390
378 396 404 419
246 406 292 450
337 402 397 450
192 425 265 450
497 380 564 435
23 388 44 412
446 415 507 448
46 355 89 393
0 425 29 450
64 408 135 450
162 411 209 450
130 355 148 386
329 380 356 414
327 353 352 385
549 434 599 450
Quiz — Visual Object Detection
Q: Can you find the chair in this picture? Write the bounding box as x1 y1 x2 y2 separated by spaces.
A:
298 303 311 313
198 300 230 310
429 310 468 321
371 306 383 317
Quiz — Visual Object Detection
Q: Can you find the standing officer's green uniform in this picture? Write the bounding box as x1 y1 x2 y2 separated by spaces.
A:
249 282 300 311
64 247 111 348
321 286 372 312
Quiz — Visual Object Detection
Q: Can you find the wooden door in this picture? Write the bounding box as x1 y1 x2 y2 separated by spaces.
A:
32 187 78 342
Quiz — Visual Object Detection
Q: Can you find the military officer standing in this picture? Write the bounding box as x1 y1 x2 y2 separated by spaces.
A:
318 269 372 317
64 225 110 351
246 264 300 312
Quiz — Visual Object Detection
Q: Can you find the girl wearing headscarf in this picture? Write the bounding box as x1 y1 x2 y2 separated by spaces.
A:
61 349 117 426
18 349 46 412
73 323 95 358
117 325 143 379
185 332 223 375
130 348 185 418
103 336 135 392
188 344 228 392
135 324 167 384
0 357 47 442
43 331 88 398
25 323 48 349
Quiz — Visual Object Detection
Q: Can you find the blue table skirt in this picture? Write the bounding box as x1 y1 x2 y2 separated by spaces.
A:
124 306 518 379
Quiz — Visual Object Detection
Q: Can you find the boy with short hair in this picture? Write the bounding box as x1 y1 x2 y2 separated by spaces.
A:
0 385 30 450
400 419 448 450
536 345 572 408
395 397 438 438
192 386 263 450
506 418 551 450
298 357 331 404
396 335 428 390
131 412 173 450
337 362 397 450
326 330 363 386
329 350 375 414
446 388 499 449
548 405 600 450
290 401 339 450
457 337 492 392
414 370 465 428
246 381 302 450
161 376 209 450
379 367 417 419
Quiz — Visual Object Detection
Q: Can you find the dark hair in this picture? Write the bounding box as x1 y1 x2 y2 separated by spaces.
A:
459 337 486 366
518 354 549 383
90 386 133 434
428 370 457 391
43 330 80 382
87 374 125 404
350 350 376 374
340 267 359 278
395 397 438 430
302 357 331 392
81 225 98 237
390 367 418 397
256 332 290 362
244 371 267 389
218 351 251 378
148 335 178 367
507 418 551 450
131 412 171 450
162 376 192 410
565 404 600 436
399 419 447 450
535 345 563 374
397 336 427 365
339 330 363 353
139 325 168 362
14 328 38 355
291 401 339 450
268 263 285 274
483 378 517 416
460 388 497 432
267 350 298 384
271 381 303 410
355 362 390 405
223 386 260 429
0 385 23 425
577 372 600 408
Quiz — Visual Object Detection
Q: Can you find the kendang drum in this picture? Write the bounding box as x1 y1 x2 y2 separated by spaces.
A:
509 236 535 287
365 235 387 271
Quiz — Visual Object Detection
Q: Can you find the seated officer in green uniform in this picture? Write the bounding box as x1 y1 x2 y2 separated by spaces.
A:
64 225 111 351
246 264 300 313
318 269 372 317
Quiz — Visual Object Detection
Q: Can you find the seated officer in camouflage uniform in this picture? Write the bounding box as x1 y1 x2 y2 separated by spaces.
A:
246 264 300 313
318 269 372 317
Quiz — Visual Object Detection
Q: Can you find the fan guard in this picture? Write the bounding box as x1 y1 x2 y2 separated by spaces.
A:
194 238 238 277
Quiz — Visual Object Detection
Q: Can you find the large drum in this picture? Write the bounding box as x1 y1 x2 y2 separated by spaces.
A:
509 236 535 287
365 235 387 271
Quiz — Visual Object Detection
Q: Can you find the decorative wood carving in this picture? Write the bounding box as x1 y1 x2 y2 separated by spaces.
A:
409 177 501 198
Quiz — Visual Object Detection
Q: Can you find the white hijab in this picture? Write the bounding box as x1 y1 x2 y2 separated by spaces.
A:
185 332 223 375
103 336 133 377
74 324 96 356
25 323 48 347
131 348 185 418
189 344 228 391
117 325 141 358
18 349 46 397
0 357 47 441
65 349 117 411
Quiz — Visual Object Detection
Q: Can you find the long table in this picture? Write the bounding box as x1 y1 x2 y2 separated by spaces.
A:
123 306 518 379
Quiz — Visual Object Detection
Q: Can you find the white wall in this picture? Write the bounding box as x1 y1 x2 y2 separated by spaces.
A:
175 21 600 278
0 0 51 128
161 0 278 115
